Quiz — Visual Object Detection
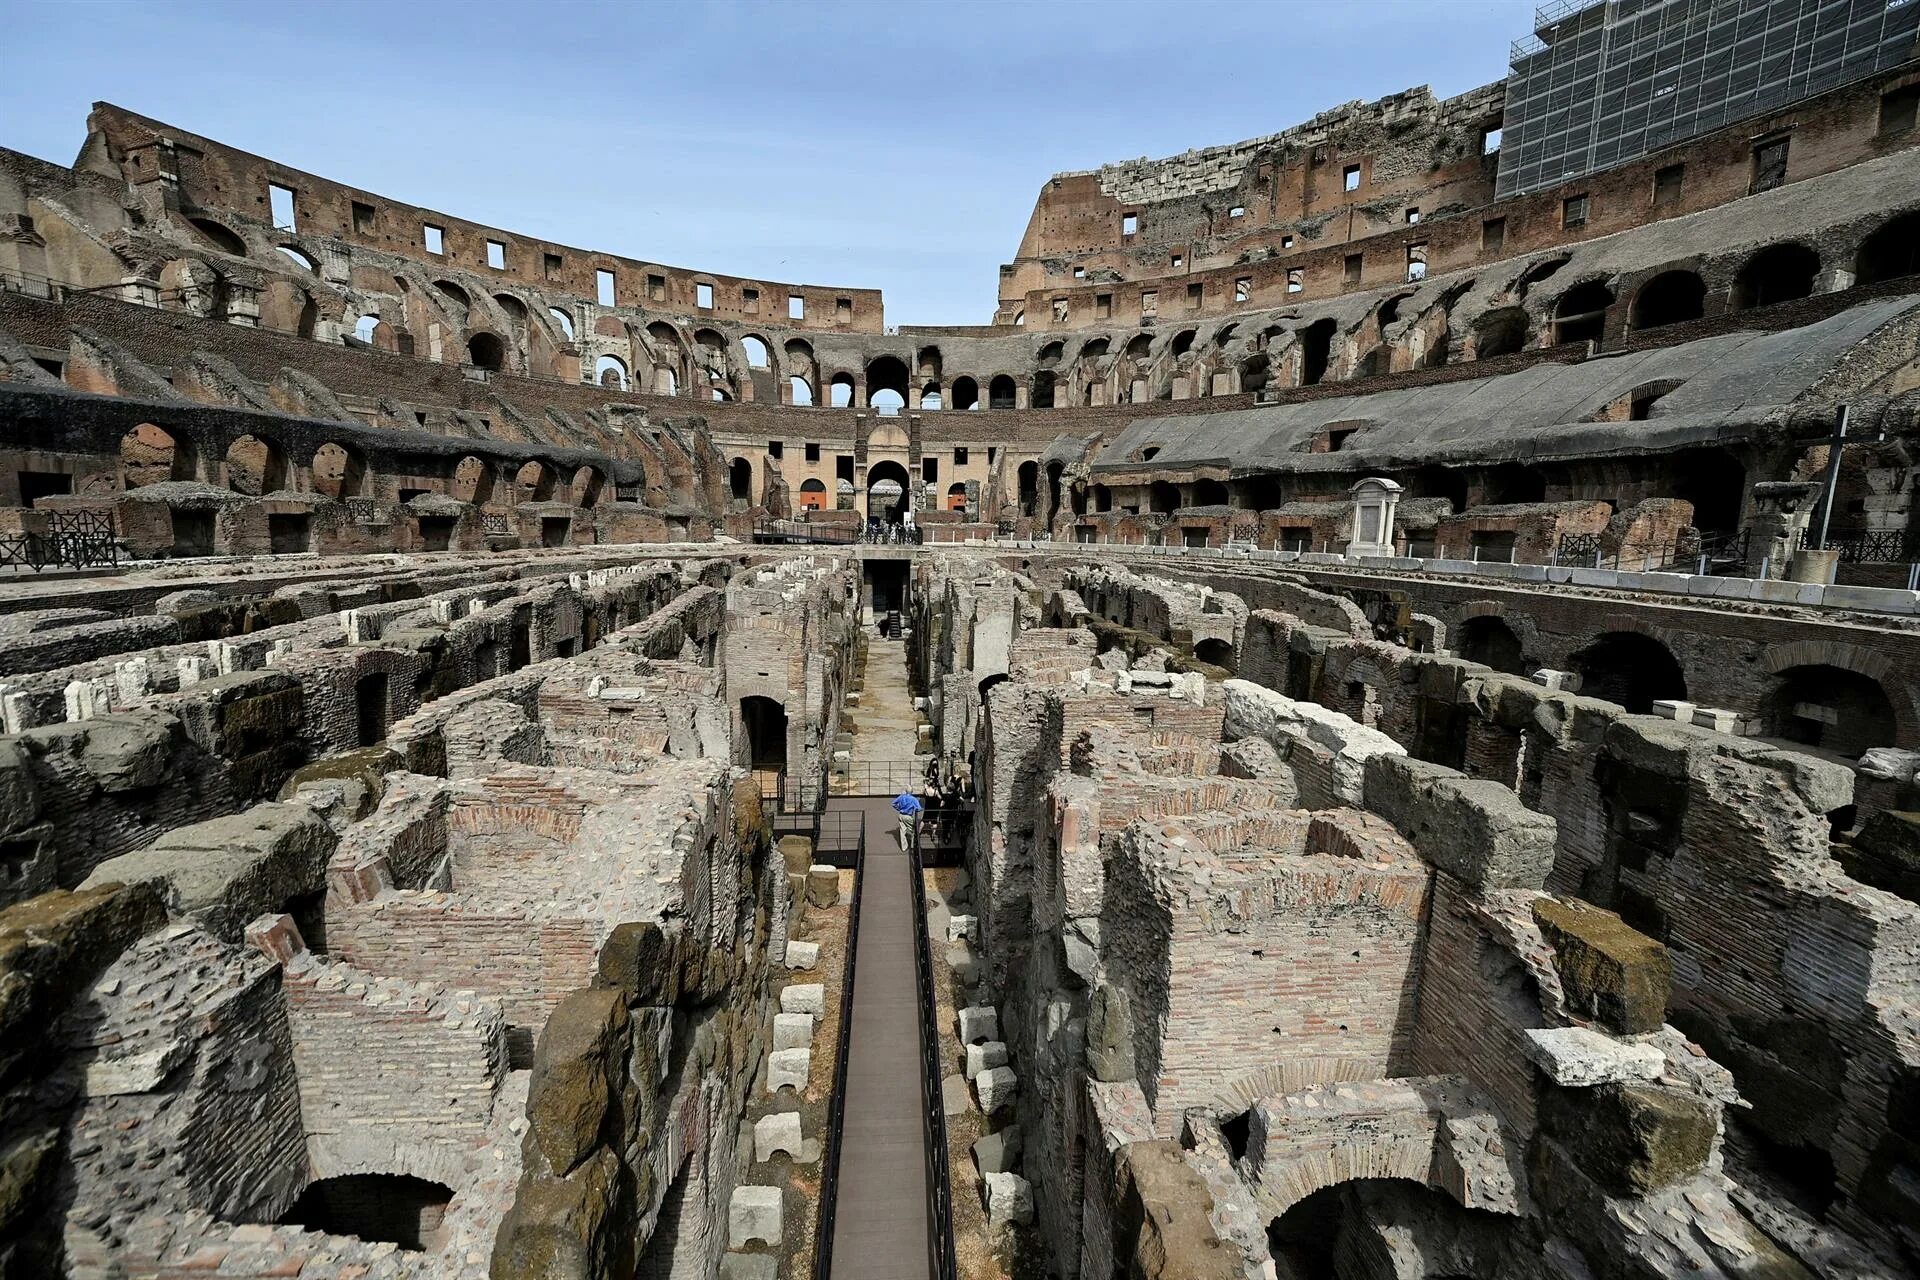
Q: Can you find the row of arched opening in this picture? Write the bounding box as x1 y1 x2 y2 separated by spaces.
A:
1452 617 1896 758
115 424 605 508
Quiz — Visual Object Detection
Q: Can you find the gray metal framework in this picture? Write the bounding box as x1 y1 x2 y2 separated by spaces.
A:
1497 0 1920 199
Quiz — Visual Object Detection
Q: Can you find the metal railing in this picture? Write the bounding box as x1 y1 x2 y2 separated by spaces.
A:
811 812 865 1280
812 808 868 869
1804 528 1917 565
834 759 934 797
752 518 925 547
0 511 122 572
906 838 960 1280
913 808 973 870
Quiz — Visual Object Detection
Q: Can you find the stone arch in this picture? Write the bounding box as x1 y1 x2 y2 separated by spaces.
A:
729 456 753 503
1855 211 1920 286
121 422 197 488
867 458 911 523
1568 629 1686 714
950 376 979 411
572 466 605 509
515 459 557 502
1732 243 1820 310
594 354 629 390
1457 615 1525 674
187 216 248 256
1628 270 1706 331
453 455 495 505
1148 481 1181 514
225 434 288 496
311 441 368 500
988 374 1016 409
1761 664 1898 758
866 355 910 414
1551 279 1614 345
466 331 506 372
1016 460 1040 517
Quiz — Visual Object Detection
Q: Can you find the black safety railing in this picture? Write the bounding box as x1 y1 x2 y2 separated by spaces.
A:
753 517 927 547
0 511 122 572
811 808 868 869
1803 528 1918 564
835 759 934 797
914 808 973 870
906 838 961 1280
811 812 865 1280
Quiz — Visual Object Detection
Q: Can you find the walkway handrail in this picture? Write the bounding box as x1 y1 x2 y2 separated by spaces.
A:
907 832 961 1280
812 816 866 1279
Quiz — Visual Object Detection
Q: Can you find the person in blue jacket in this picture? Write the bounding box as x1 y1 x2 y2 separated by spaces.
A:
891 789 924 852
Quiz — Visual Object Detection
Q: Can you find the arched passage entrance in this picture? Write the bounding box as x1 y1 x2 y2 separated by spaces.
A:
729 457 753 505
740 696 788 771
866 459 911 524
1762 665 1895 759
1569 631 1686 714
1458 615 1525 674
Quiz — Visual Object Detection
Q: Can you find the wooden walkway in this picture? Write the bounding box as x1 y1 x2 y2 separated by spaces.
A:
827 794 933 1280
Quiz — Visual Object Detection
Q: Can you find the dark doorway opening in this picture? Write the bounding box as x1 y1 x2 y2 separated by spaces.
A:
170 507 216 557
865 559 909 618
281 1174 454 1252
741 696 789 770
1458 616 1525 674
268 513 311 555
16 471 71 505
355 672 389 747
540 517 570 548
418 515 456 551
1763 666 1895 759
508 623 532 671
1569 631 1686 714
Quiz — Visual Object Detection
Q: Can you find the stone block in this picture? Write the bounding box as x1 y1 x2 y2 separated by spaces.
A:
721 1256 777 1280
595 920 682 1007
1538 1082 1716 1197
958 1004 999 1044
1529 668 1581 692
806 864 839 908
1840 810 1920 902
767 1047 810 1093
772 1012 814 1051
780 983 824 1017
1086 985 1137 1082
728 1186 782 1249
1523 1026 1664 1086
966 1040 1009 1076
1362 754 1556 890
983 1172 1034 1227
754 1111 803 1163
778 835 813 877
972 1126 1023 1175
526 988 629 1176
1532 897 1671 1035
975 1065 1018 1114
783 941 820 970
942 1072 972 1116
490 1148 619 1279
946 913 977 943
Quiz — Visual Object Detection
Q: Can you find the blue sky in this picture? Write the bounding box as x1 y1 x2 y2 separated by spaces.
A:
0 0 1536 325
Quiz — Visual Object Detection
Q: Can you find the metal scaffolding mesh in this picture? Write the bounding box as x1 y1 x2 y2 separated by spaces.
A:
1496 0 1920 199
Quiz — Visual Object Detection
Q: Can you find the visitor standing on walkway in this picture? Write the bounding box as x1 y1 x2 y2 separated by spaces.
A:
891 789 923 852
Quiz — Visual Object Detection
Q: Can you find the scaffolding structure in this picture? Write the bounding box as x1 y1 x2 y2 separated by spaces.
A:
1497 0 1920 199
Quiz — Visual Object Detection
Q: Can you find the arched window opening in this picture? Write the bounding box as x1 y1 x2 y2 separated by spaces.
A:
1474 307 1530 358
1170 330 1196 357
711 388 730 402
865 356 910 413
1192 479 1229 506
742 335 770 368
1732 244 1820 310
353 314 381 344
225 434 288 497
1011 309 1024 326
1515 255 1569 299
1629 270 1706 331
1298 318 1337 386
1148 481 1180 513
988 375 1016 409
548 307 575 341
1045 460 1065 522
789 376 814 406
433 279 470 310
515 459 556 502
121 423 194 488
1194 638 1233 669
1016 461 1040 517
951 377 979 411
466 332 505 371
1552 280 1615 345
1459 616 1525 674
1353 347 1386 379
729 457 753 503
276 246 316 272
312 442 366 500
1032 370 1056 408
829 374 855 408
1092 484 1112 512
281 1174 453 1252
798 477 828 511
189 218 247 256
1080 337 1111 362
1037 341 1064 367
1763 666 1895 759
493 294 527 324
946 482 968 511
572 466 604 509
1855 212 1920 285
594 355 629 390
920 384 943 410
454 455 494 506
1569 631 1686 715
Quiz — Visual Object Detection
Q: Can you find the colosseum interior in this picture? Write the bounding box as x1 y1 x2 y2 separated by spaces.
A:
3 3 1920 1279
